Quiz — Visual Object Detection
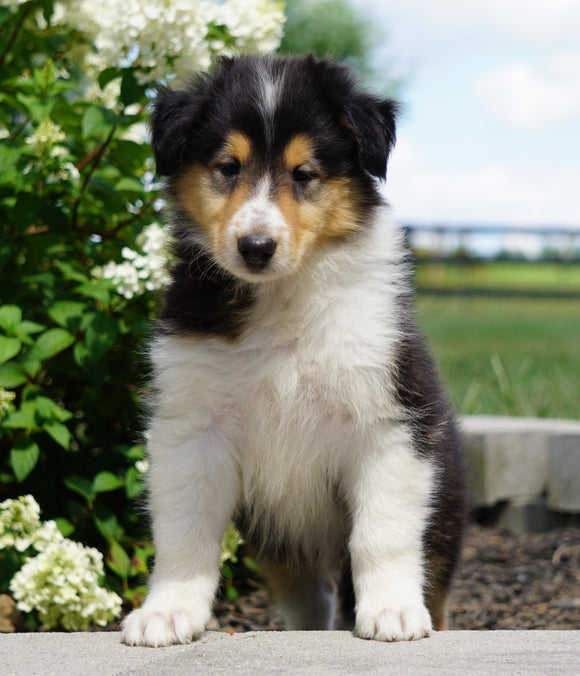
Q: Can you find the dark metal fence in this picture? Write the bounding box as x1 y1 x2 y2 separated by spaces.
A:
402 224 580 298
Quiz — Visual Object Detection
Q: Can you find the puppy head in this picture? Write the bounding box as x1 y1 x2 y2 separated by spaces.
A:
152 55 398 283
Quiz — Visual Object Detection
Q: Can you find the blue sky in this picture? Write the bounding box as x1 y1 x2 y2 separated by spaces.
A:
354 0 580 229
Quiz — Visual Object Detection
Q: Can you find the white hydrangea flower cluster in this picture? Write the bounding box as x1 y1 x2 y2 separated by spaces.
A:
0 388 16 417
213 0 286 57
4 0 30 11
0 495 62 553
0 495 40 551
10 539 122 631
1 495 122 631
95 222 172 299
25 118 66 151
51 0 285 84
25 119 80 185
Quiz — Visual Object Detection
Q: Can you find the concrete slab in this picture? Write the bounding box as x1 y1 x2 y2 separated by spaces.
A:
461 428 547 506
1 630 579 676
462 416 580 435
486 496 573 533
461 416 580 510
548 434 580 512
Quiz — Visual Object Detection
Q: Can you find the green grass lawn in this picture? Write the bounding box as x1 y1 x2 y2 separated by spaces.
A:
415 261 580 292
416 296 580 420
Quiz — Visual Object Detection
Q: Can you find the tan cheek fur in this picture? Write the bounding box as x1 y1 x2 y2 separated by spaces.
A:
277 178 363 261
280 134 364 260
175 167 250 251
175 131 254 250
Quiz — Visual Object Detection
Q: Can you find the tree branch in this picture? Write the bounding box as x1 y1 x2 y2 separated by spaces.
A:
71 126 117 231
0 4 33 73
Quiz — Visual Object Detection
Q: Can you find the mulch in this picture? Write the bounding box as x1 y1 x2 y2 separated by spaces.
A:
212 525 580 633
4 525 578 634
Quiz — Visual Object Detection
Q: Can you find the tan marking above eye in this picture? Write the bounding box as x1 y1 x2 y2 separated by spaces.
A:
283 134 315 172
221 131 252 165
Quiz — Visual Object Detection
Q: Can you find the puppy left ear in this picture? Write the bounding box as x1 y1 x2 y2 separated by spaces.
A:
150 81 209 176
343 95 399 180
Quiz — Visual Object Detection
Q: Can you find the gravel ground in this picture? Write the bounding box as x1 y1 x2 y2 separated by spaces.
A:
212 525 580 633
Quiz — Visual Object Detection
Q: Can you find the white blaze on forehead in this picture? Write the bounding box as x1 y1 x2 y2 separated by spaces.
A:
254 62 285 143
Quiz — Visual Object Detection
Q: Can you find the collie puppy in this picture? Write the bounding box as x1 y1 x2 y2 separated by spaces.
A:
121 55 465 647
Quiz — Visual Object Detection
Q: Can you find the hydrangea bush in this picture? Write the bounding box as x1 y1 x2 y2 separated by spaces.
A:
0 0 285 628
1 495 122 630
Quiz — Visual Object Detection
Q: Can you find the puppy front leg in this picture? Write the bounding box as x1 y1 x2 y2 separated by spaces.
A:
122 418 239 647
347 425 435 642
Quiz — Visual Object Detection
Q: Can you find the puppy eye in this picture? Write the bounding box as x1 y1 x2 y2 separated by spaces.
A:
292 167 314 184
219 159 241 178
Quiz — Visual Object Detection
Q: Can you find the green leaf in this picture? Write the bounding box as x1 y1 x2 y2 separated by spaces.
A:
0 236 15 268
56 261 90 284
0 549 22 593
64 475 96 504
2 401 38 430
44 422 71 450
0 305 22 333
94 508 123 541
115 177 145 193
10 438 40 482
14 194 40 231
0 362 27 388
125 466 145 499
0 145 21 185
0 336 21 364
82 106 118 139
74 281 111 304
15 93 53 123
107 539 131 579
98 68 121 90
54 518 75 538
17 321 45 336
30 328 75 361
35 396 62 422
21 356 41 378
85 314 117 361
120 69 147 107
48 301 86 330
33 397 72 423
73 341 90 368
93 470 124 493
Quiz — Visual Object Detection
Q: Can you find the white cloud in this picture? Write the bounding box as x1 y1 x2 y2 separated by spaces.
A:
386 137 580 226
475 53 580 130
356 0 580 67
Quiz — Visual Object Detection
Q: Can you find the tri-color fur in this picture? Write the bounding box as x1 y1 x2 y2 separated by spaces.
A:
121 55 466 647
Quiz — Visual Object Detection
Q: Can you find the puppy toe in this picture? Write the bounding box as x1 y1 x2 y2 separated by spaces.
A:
121 606 205 647
356 604 432 642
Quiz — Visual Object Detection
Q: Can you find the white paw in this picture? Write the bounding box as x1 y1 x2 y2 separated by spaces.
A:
121 604 207 647
355 603 433 642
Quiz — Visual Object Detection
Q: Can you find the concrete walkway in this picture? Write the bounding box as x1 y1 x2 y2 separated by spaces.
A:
1 630 579 675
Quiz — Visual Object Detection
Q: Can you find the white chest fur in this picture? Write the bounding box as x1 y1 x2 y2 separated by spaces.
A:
149 216 411 554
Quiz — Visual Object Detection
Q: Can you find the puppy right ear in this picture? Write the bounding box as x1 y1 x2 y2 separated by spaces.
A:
150 86 204 176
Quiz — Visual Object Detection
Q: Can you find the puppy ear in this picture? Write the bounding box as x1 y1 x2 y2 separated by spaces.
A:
306 57 399 180
150 85 205 176
342 95 399 180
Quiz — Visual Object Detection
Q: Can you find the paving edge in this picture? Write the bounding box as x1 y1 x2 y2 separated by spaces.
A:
460 415 580 531
1 630 580 675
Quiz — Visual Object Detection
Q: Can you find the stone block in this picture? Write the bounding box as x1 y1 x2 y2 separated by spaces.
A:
547 434 580 512
486 497 572 534
462 427 547 507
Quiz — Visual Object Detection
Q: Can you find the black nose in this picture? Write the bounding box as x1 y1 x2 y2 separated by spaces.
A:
237 234 277 271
